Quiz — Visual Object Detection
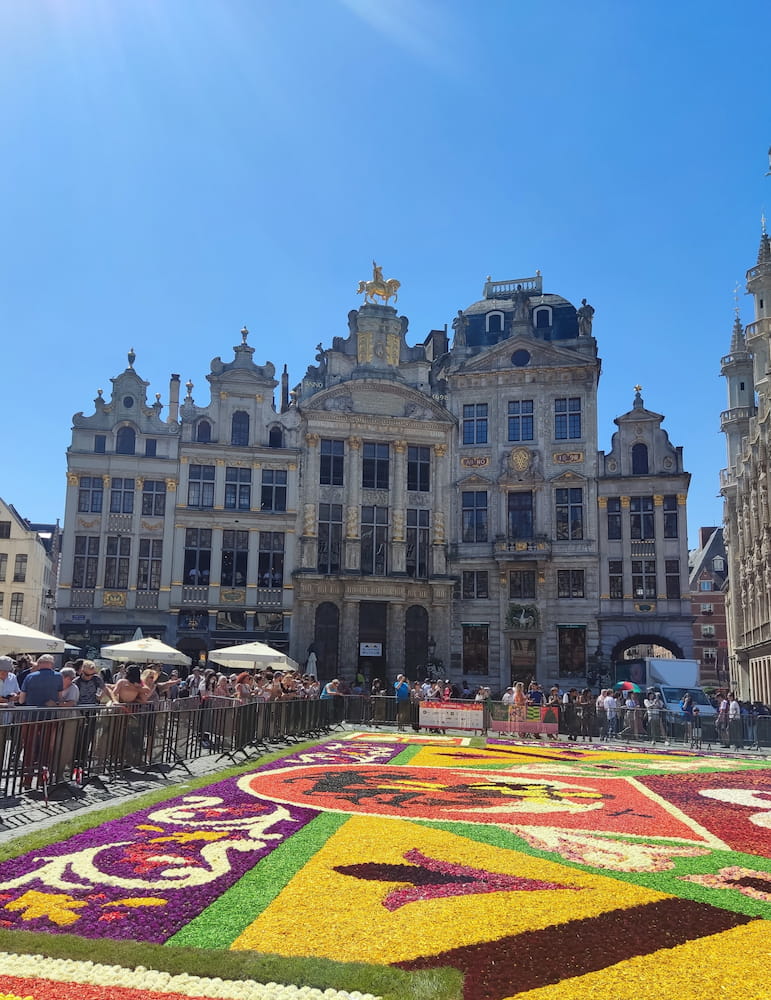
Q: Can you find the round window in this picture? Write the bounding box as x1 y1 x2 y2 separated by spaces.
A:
123 396 134 408
511 349 531 367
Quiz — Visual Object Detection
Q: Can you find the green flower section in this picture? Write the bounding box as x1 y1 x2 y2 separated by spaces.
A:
391 743 427 765
170 811 348 949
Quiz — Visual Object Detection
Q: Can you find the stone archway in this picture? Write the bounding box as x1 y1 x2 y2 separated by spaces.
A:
610 634 685 663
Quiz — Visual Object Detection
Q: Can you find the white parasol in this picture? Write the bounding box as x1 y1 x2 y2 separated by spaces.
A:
0 616 66 655
100 637 191 666
208 640 299 672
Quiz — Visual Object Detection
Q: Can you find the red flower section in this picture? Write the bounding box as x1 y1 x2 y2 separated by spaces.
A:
0 975 213 1000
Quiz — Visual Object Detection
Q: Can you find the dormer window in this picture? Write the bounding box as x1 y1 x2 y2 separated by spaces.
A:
116 426 136 455
486 311 504 334
268 427 283 448
712 556 725 572
196 420 212 443
534 307 552 329
231 411 249 447
631 443 649 475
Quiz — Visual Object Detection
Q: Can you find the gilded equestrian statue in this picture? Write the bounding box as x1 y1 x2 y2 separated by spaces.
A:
356 260 400 305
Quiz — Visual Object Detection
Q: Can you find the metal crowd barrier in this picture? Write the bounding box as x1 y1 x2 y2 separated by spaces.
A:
0 698 334 802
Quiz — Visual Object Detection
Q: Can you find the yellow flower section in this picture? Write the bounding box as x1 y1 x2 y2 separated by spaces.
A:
232 815 668 964
504 921 771 999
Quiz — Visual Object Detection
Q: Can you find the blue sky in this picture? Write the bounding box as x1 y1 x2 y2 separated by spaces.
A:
1 0 770 544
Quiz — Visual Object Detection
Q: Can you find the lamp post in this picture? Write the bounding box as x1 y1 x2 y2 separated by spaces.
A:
427 635 436 680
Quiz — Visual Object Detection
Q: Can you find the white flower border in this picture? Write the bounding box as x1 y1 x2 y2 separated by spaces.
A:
0 953 381 1000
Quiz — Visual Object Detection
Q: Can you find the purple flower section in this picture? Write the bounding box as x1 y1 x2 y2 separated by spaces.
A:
0 772 317 943
259 740 404 772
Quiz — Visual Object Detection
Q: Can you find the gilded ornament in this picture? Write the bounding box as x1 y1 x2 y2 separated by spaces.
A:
356 260 401 305
67 473 79 486
510 448 530 472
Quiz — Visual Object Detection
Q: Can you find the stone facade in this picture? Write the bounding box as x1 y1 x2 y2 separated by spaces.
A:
688 526 728 688
0 498 59 633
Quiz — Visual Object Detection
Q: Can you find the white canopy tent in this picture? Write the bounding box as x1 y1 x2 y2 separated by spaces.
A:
100 637 191 666
208 640 299 673
0 616 66 655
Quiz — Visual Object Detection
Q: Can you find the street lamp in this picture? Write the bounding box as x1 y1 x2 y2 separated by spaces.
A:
427 635 436 679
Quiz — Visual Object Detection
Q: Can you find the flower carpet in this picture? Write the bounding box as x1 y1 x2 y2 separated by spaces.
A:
0 734 770 999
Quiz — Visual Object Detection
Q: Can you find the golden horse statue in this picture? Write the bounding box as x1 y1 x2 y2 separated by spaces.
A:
356 261 400 305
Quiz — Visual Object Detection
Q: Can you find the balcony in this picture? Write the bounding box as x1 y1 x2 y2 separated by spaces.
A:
720 406 754 428
107 513 134 533
135 591 159 610
181 585 209 605
70 589 95 608
255 586 283 608
484 274 543 298
494 535 551 559
630 540 656 557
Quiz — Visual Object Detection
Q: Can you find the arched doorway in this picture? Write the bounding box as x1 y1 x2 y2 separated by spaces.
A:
314 602 339 682
610 635 685 664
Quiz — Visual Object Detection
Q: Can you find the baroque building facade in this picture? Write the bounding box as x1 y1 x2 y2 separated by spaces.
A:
0 498 59 633
57 267 693 689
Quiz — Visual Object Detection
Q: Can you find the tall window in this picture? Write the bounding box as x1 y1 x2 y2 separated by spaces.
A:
462 571 488 598
110 477 134 514
78 476 103 513
142 480 166 516
555 488 584 540
231 411 250 446
630 496 654 539
509 570 536 599
184 528 211 585
258 531 284 586
462 491 488 542
462 403 488 444
9 593 23 623
221 530 248 587
558 625 585 677
631 443 649 474
665 559 680 599
13 554 27 583
104 537 131 589
609 559 623 598
663 495 678 537
632 559 656 599
145 438 157 457
406 508 429 579
607 497 622 539
557 569 585 598
0 553 6 582
0 521 9 538
94 434 106 453
261 469 287 512
116 426 136 455
320 439 344 486
462 624 488 674
362 443 389 489
225 467 252 510
508 492 534 539
318 504 342 574
554 397 581 439
508 400 534 441
188 465 215 508
268 427 283 448
407 446 430 492
73 536 99 588
137 539 162 591
361 505 388 575
196 420 212 443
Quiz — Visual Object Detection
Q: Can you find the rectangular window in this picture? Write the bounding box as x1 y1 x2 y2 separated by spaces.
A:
187 465 215 508
184 528 211 585
507 400 534 442
663 495 678 537
0 553 6 582
141 480 166 517
137 538 163 591
462 491 488 543
317 504 342 574
361 505 388 575
258 531 284 586
701 603 714 613
508 491 534 539
632 559 656 599
607 497 622 540
78 476 103 513
700 580 713 592
462 571 488 599
9 593 23 623
260 469 286 512
12 554 27 583
0 593 3 615
220 530 249 587
110 477 135 514
104 536 131 589
609 559 623 599
406 508 429 579
0 522 8 539
145 438 157 457
557 569 585 598
362 443 389 489
558 625 586 677
225 467 252 510
462 624 489 674
73 536 100 589
556 487 584 540
703 647 717 662
630 496 654 539
320 439 344 486
462 403 488 444
509 570 536 599
555 397 581 439
94 434 106 454
407 446 430 492
665 558 680 599
701 623 716 637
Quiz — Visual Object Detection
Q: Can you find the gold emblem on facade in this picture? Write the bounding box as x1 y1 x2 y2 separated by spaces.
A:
510 448 530 472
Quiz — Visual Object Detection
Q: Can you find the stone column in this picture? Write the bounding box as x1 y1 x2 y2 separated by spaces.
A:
391 440 407 574
653 494 666 598
597 497 609 597
340 598 359 679
431 444 448 576
389 601 406 673
299 434 319 570
344 437 362 572
620 496 632 599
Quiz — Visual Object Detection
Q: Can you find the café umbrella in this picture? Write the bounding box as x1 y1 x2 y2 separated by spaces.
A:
100 637 191 666
0 616 66 655
208 640 299 672
614 681 643 693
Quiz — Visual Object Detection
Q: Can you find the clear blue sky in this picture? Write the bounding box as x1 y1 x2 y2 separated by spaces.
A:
2 0 770 545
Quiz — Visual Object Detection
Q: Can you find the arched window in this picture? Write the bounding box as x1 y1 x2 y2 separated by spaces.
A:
405 605 429 677
196 420 212 443
314 602 340 681
631 443 649 475
268 427 283 449
486 311 504 334
231 411 249 447
534 307 552 329
116 426 136 455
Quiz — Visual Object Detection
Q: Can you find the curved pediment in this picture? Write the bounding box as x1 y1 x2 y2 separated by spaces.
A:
303 380 452 423
456 335 598 374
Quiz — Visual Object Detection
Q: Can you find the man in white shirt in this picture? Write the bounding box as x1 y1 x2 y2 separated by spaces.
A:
603 690 618 739
0 657 20 723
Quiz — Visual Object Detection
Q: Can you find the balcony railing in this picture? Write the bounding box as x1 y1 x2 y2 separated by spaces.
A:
181 586 209 605
494 535 551 558
70 589 95 608
745 316 771 340
107 513 134 533
484 274 543 298
720 406 754 425
135 591 159 610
